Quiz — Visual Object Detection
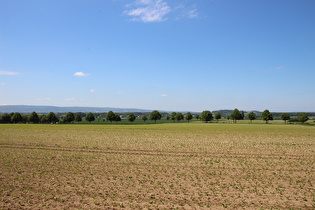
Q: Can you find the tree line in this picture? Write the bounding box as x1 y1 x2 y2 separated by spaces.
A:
0 109 311 124
0 110 162 124
219 109 309 124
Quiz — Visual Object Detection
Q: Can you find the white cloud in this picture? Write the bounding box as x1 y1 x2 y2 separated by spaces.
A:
125 0 171 23
66 98 76 101
0 70 19 75
160 94 168 97
36 97 52 101
187 9 198 19
90 89 96 93
74 72 90 77
173 4 199 20
0 82 5 86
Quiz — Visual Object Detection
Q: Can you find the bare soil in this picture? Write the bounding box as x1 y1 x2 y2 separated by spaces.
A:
0 124 314 209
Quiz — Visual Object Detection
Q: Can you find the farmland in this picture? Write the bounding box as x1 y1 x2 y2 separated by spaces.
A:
1 123 315 209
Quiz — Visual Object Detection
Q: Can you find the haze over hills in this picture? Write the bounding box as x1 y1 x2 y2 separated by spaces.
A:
0 105 154 114
1 105 314 117
0 105 258 115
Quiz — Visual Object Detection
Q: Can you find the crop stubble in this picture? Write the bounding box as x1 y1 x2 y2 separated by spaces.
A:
0 123 314 209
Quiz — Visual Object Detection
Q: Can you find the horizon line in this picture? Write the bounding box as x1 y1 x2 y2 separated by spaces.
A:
0 104 314 113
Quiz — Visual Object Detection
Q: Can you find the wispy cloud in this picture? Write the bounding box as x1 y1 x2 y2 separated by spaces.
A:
274 66 285 70
0 82 5 86
36 97 52 101
125 0 171 23
160 94 168 97
74 72 90 77
187 9 198 19
66 98 76 101
90 89 96 94
0 70 19 75
173 3 199 20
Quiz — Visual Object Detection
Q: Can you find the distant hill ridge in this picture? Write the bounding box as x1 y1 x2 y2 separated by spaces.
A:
0 105 314 116
0 105 153 113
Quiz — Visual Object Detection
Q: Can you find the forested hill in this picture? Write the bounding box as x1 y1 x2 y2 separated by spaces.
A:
0 105 153 114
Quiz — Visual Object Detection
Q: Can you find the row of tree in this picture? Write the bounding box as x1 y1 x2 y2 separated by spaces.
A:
0 111 84 124
0 109 310 124
218 109 309 124
0 110 162 124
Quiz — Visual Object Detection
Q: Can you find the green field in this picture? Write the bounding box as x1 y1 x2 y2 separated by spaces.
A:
1 123 315 209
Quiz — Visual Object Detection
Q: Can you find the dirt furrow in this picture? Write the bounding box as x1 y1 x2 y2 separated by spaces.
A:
1 144 314 161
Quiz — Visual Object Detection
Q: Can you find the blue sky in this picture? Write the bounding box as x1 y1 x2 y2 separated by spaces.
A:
1 0 314 112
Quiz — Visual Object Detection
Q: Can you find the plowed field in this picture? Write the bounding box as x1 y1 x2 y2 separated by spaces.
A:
1 123 314 209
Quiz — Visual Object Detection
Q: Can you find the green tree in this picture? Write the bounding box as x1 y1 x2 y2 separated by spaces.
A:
141 115 148 123
230 109 242 123
246 112 257 123
195 114 200 120
85 112 95 123
64 112 75 123
29 111 39 123
170 112 177 123
1 113 11 123
74 113 82 123
240 111 245 120
214 112 222 122
175 112 184 122
298 113 309 124
40 115 48 123
127 113 136 123
11 112 22 123
200 110 213 123
261 109 273 124
47 112 58 123
149 110 162 123
185 112 193 123
21 114 29 123
114 114 121 122
106 111 116 123
280 113 290 124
